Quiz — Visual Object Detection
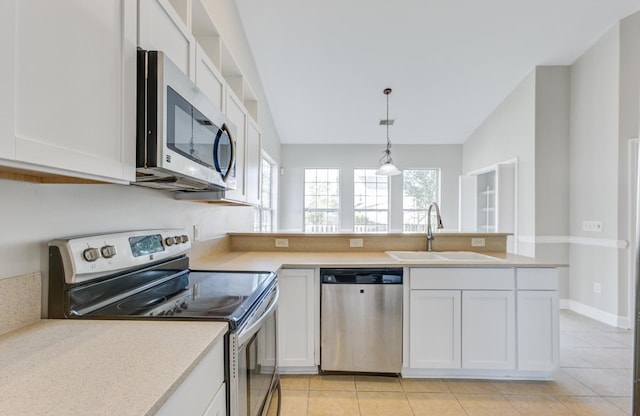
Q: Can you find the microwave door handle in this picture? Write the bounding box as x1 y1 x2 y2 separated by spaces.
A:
220 122 236 182
237 286 279 347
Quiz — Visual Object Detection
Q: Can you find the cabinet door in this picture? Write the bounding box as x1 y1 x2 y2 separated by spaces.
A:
195 43 226 112
138 0 194 78
517 290 559 372
245 119 262 206
156 340 224 415
203 382 227 416
409 290 461 369
224 90 247 202
277 269 315 370
13 0 136 182
0 0 14 159
462 290 515 370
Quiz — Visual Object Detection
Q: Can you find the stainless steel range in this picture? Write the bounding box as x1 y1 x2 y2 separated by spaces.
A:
47 229 280 416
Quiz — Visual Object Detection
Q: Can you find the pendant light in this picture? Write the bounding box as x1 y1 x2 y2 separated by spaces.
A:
376 88 401 176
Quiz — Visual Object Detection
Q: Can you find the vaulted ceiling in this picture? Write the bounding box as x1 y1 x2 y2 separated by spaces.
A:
236 0 640 145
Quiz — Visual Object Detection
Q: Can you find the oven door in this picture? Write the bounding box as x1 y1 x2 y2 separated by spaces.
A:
229 286 279 416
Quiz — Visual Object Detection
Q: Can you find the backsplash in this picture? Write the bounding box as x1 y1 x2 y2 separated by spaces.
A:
0 273 41 336
228 233 509 253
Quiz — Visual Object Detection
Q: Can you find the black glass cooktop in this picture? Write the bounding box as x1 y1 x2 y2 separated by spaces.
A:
81 269 276 330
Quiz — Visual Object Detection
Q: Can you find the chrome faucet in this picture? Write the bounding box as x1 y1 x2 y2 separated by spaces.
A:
426 202 444 252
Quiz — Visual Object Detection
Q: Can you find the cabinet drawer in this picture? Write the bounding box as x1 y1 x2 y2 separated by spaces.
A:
516 268 558 290
410 268 514 290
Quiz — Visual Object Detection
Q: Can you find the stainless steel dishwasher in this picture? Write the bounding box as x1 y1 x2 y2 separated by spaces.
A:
320 267 403 374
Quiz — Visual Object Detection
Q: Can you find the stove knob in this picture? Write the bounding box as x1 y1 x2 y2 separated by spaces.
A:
181 235 189 243
100 245 117 258
174 235 183 244
165 236 175 246
82 247 101 262
179 301 188 310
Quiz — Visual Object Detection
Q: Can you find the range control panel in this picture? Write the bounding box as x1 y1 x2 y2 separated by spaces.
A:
50 229 191 284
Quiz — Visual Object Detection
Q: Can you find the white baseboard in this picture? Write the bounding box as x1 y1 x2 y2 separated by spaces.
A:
559 299 570 309
568 300 630 328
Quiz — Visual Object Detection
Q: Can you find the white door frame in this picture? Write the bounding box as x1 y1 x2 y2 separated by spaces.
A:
628 138 639 330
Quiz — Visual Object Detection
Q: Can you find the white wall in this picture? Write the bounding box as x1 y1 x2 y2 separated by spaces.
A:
462 67 572 299
0 180 255 312
462 71 536 256
568 13 640 326
569 25 621 319
279 144 462 232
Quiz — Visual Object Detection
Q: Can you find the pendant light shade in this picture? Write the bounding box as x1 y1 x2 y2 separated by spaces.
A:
376 88 401 176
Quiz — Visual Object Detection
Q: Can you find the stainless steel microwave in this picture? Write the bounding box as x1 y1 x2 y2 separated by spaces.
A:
135 50 236 191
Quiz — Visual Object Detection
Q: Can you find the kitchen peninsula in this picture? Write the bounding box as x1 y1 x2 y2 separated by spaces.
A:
192 232 564 380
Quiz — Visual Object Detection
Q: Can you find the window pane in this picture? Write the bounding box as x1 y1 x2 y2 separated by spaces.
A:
353 169 388 233
402 169 440 233
258 157 275 232
304 168 340 233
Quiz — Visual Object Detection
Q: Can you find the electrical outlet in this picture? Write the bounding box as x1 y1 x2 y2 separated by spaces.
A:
193 224 200 242
583 220 603 232
350 238 364 248
471 238 486 247
275 238 289 248
593 282 602 294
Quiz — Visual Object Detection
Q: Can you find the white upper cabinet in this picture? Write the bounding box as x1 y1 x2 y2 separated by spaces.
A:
5 0 137 183
138 0 195 78
224 90 247 202
195 44 226 112
245 119 262 206
0 1 15 159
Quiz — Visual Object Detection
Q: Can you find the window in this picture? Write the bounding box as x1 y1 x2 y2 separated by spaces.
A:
256 156 276 232
403 169 440 232
304 168 340 232
354 169 388 232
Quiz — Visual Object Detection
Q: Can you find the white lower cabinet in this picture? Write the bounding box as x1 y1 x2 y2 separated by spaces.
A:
407 266 557 378
277 268 317 371
155 339 225 416
409 290 461 369
461 290 515 370
516 268 559 372
202 382 227 416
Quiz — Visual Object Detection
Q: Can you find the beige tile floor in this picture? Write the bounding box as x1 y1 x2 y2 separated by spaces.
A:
279 310 634 416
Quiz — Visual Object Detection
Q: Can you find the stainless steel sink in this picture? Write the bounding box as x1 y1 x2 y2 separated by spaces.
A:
385 251 505 262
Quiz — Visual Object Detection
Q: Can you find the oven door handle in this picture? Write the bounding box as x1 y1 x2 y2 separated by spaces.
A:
237 286 279 347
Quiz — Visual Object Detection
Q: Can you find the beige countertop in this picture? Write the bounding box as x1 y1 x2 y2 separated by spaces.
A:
191 251 566 271
0 319 227 416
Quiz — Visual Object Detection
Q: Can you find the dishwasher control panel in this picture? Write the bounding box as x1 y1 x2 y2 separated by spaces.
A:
320 267 403 284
